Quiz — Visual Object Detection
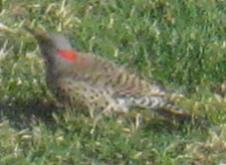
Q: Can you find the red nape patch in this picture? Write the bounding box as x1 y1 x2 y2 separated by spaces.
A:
57 50 77 61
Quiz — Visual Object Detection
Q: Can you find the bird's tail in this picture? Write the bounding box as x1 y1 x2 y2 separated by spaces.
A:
155 93 193 122
156 102 192 123
125 94 193 122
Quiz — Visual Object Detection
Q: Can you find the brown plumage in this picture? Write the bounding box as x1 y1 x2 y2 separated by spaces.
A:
26 27 191 121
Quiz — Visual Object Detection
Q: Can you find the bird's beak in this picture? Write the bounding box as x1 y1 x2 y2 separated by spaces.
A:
24 25 50 42
0 23 16 33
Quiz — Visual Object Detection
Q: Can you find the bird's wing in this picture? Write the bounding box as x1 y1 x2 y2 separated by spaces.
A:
72 52 167 98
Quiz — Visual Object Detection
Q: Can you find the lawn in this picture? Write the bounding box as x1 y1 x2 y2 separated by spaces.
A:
0 0 226 164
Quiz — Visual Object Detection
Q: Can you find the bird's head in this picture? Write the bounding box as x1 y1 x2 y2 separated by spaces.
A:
26 27 78 67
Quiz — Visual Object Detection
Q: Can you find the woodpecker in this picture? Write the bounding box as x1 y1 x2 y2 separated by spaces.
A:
26 27 191 121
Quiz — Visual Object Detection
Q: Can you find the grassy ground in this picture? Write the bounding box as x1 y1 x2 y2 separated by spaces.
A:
0 0 226 164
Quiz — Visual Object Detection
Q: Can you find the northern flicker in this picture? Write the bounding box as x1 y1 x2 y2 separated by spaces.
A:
26 27 191 121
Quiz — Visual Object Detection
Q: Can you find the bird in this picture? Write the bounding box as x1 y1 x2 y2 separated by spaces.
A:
25 27 191 122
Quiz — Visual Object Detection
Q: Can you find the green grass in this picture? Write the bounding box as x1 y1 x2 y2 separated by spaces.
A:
0 0 226 164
